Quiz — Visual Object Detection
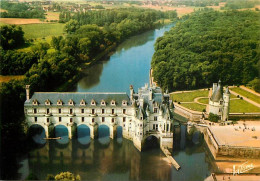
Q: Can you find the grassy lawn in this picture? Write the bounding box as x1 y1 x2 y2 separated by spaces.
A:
230 99 260 113
171 90 209 102
180 103 206 112
21 23 65 39
231 87 260 104
197 98 208 104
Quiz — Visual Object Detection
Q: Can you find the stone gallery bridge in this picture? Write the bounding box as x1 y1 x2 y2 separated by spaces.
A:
25 84 174 151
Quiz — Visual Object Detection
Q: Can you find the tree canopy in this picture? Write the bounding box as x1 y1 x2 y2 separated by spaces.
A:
152 9 260 91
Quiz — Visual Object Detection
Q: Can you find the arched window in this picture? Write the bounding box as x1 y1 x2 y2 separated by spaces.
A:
68 99 74 105
101 99 106 106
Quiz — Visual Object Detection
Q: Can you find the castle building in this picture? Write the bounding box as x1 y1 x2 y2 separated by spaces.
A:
24 84 174 151
209 80 230 121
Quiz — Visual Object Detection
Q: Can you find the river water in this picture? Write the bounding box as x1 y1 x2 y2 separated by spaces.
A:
19 24 218 180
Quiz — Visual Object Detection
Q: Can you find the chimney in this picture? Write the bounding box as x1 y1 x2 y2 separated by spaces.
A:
26 85 30 100
130 85 134 101
149 89 153 101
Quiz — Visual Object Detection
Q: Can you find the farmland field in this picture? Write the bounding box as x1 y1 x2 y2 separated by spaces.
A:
0 18 44 25
21 23 65 39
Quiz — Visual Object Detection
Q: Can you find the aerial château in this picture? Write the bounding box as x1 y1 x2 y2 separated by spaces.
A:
209 80 230 122
24 84 174 151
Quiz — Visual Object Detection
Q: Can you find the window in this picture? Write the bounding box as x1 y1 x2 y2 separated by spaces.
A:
57 99 62 105
82 117 84 122
46 108 49 114
167 124 169 131
80 99 85 105
112 109 114 114
102 109 105 114
70 118 73 123
156 124 158 131
123 124 125 127
91 99 96 105
81 109 84 113
101 100 106 106
112 118 114 123
58 108 61 114
123 117 126 122
92 109 95 114
154 108 158 113
140 117 143 120
70 109 73 114
154 116 157 121
68 99 74 105
122 100 127 106
45 99 50 105
34 108 37 114
59 117 62 122
111 100 115 105
140 133 142 135
92 118 95 123
34 117 37 122
123 109 126 114
47 118 50 123
32 99 38 105
140 124 142 127
102 117 105 122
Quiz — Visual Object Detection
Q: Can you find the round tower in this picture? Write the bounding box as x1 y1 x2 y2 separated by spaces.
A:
222 87 230 121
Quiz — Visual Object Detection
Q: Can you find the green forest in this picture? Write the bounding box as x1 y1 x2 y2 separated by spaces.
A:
0 1 45 19
152 9 260 92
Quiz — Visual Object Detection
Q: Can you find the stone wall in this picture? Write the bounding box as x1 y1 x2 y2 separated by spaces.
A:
173 103 202 121
204 127 260 159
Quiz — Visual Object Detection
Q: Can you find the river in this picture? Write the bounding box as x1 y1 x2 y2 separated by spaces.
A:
18 24 218 180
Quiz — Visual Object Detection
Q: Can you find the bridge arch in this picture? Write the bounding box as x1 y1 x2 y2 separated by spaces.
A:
77 124 91 145
55 125 69 145
97 124 110 145
28 124 47 145
143 135 160 150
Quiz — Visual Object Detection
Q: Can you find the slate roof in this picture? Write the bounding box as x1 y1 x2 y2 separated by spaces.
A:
211 85 223 102
225 87 230 94
25 92 130 106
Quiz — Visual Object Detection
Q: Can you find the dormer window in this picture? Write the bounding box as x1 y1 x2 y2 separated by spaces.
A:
45 99 51 105
101 99 106 106
68 99 74 106
57 99 63 105
91 99 96 106
32 99 38 105
80 99 86 106
122 100 127 106
154 108 158 113
111 100 116 106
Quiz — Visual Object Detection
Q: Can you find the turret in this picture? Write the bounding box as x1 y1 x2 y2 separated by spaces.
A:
26 85 30 101
212 83 218 93
222 87 230 121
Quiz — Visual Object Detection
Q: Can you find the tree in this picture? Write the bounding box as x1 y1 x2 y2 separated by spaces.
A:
208 113 219 123
0 25 25 49
64 20 80 34
54 172 80 181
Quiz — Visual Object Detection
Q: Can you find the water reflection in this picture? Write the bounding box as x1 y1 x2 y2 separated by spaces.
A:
28 125 46 145
77 125 91 145
20 124 217 180
55 125 69 145
98 125 110 145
